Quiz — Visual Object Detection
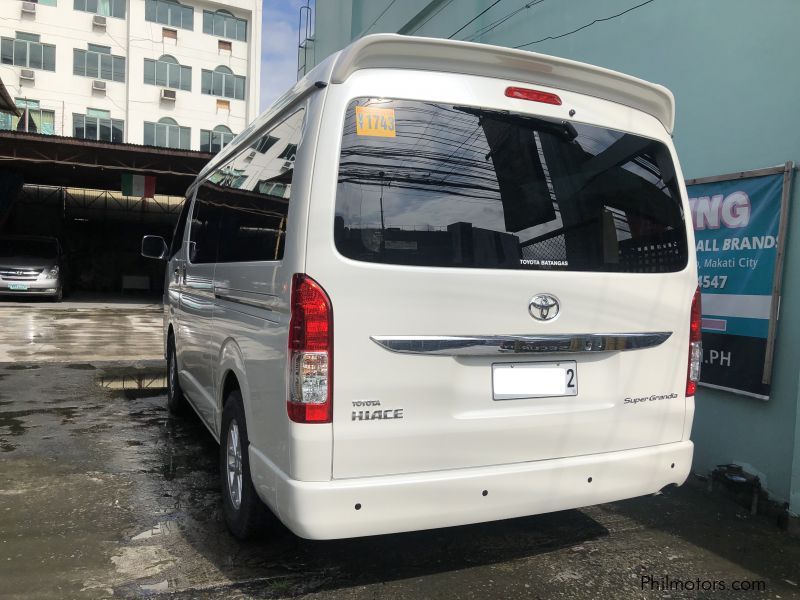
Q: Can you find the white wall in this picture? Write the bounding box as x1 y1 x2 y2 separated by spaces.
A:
0 0 261 150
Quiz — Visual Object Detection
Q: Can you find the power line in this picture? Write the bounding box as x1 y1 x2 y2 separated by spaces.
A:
514 0 657 48
466 0 546 42
448 0 505 39
356 0 399 38
405 0 456 35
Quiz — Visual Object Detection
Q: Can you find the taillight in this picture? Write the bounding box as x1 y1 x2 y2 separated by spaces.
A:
505 86 562 105
686 287 702 396
288 274 332 423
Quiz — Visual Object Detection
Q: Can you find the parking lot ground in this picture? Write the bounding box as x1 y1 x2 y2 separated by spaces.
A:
0 295 163 363
1 362 799 600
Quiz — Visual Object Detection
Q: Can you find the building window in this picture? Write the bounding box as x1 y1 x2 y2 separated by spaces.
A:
73 0 125 18
74 44 126 82
201 65 245 100
144 117 190 149
202 9 246 41
32 0 58 6
200 125 235 153
145 0 193 30
253 134 278 154
256 181 287 198
0 33 56 71
144 55 191 91
278 143 297 161
0 99 55 134
73 109 123 142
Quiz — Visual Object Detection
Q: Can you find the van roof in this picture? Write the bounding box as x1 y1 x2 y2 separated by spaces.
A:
198 35 675 184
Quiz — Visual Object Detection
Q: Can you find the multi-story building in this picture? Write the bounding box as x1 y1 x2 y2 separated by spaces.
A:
0 0 261 152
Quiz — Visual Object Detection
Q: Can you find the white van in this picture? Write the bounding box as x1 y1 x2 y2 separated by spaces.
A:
142 34 700 540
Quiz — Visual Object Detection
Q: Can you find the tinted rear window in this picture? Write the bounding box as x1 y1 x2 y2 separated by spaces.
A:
334 98 688 272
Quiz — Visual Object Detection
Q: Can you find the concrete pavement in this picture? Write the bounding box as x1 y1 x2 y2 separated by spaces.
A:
1 361 800 599
0 297 163 363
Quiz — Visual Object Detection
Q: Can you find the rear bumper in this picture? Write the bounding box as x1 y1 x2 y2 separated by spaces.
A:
267 441 693 540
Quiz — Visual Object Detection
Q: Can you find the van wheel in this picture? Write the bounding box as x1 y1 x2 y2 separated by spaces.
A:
220 391 268 539
166 340 186 415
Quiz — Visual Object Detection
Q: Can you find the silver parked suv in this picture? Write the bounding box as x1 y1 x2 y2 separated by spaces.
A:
0 236 64 301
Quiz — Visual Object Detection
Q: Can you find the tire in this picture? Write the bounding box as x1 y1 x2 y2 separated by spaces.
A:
166 338 186 415
220 391 268 540
54 286 63 303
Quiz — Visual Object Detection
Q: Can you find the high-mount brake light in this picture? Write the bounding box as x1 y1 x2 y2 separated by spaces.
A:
686 287 702 396
505 86 562 106
288 274 332 423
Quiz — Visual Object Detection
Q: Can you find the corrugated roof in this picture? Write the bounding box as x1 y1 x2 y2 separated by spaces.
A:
0 130 213 195
0 77 20 117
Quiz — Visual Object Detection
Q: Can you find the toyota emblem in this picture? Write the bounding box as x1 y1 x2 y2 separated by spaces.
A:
528 294 560 321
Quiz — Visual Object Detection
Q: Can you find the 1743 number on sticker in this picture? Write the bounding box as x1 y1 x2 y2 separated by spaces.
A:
356 106 396 137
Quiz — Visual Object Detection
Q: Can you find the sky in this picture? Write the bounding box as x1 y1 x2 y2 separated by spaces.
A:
260 0 307 112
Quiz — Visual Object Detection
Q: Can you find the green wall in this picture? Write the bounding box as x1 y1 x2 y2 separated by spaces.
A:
313 0 800 511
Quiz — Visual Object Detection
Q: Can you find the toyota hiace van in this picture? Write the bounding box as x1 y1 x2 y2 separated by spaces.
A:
142 34 700 540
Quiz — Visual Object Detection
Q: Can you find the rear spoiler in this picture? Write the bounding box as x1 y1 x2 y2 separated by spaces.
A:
329 34 675 134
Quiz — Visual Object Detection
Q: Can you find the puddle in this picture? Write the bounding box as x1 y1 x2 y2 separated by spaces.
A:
140 580 170 593
96 367 167 399
131 521 177 541
66 363 97 370
0 413 29 437
5 364 40 370
0 407 80 436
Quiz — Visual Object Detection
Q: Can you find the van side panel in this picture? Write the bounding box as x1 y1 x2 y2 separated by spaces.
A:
207 91 333 501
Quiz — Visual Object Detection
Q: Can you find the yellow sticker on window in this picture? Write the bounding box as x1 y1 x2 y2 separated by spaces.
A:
355 106 396 137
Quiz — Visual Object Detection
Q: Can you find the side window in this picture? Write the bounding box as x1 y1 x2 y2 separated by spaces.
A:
217 195 286 263
194 106 305 264
188 196 221 263
169 194 192 259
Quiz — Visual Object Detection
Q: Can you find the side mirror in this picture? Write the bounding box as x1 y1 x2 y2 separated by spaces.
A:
141 235 168 260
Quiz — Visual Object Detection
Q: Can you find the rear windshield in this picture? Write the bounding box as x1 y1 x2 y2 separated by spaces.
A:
334 98 688 272
0 238 57 259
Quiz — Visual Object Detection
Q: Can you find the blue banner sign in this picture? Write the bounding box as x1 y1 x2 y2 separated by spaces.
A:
687 173 785 398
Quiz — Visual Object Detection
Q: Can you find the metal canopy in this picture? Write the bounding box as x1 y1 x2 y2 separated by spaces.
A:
0 130 212 196
0 78 20 117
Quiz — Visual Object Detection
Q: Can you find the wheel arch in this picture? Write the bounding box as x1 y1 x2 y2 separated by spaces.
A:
217 337 250 436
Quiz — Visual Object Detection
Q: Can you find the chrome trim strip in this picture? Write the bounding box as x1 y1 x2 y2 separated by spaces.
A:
214 289 277 313
370 333 672 356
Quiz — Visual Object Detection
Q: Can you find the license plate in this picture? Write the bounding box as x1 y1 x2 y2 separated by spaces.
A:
492 361 578 400
8 283 28 291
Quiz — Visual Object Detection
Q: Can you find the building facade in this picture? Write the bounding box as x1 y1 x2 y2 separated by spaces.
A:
306 0 800 517
0 0 261 152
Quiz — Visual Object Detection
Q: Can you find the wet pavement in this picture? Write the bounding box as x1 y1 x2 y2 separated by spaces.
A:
1 362 800 599
0 300 163 362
